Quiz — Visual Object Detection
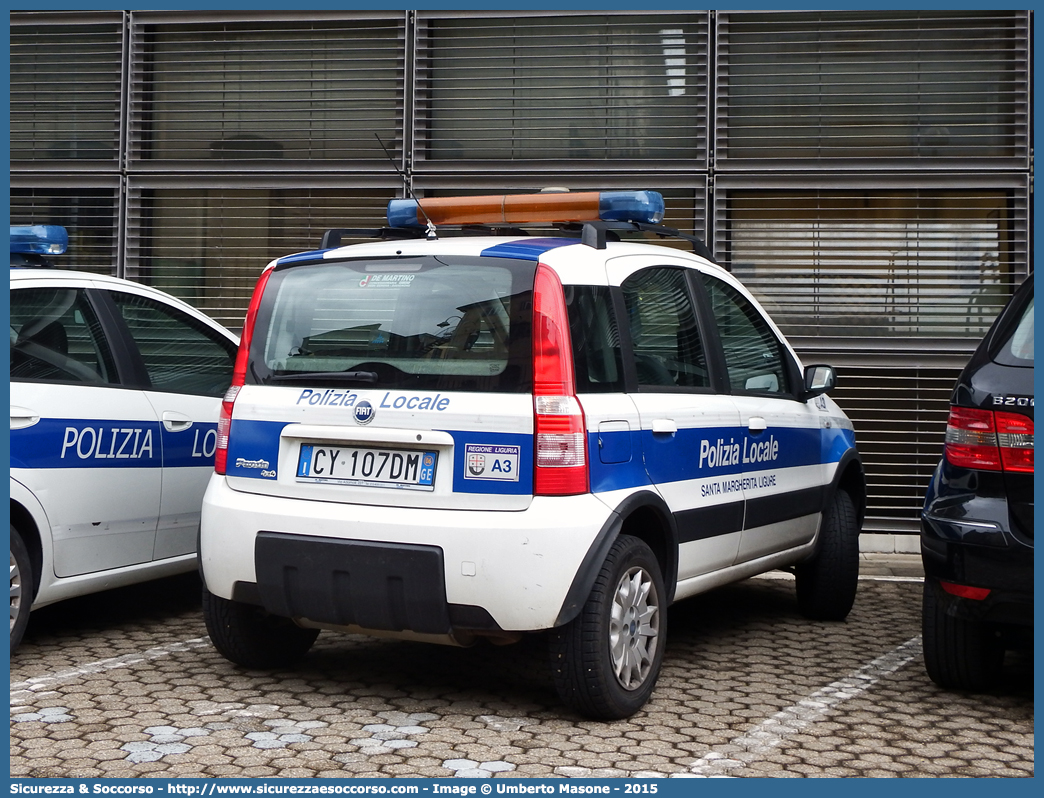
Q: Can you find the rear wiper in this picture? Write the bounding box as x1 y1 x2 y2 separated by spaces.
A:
267 370 378 383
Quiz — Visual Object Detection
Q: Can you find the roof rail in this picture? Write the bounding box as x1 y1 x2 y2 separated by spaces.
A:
320 228 421 249
317 220 716 264
580 221 715 262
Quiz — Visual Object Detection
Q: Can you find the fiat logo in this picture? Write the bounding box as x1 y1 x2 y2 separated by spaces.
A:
353 401 374 425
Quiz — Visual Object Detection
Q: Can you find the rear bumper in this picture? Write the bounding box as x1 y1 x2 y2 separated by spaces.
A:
200 475 611 633
921 488 1033 628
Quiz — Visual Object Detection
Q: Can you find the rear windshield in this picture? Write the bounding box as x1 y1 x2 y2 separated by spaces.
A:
250 255 536 392
993 294 1033 367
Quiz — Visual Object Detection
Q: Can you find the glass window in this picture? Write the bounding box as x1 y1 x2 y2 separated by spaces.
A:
137 18 404 162
109 291 236 397
621 268 709 389
995 296 1033 367
567 286 624 393
425 14 707 161
10 19 123 163
703 276 790 395
719 10 1027 160
726 190 1021 340
253 256 535 393
10 287 118 384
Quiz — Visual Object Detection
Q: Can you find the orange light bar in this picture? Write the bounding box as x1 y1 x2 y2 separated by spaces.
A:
387 190 664 229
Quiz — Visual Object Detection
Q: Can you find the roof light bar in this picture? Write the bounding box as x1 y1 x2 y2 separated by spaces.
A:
10 225 69 255
387 191 665 229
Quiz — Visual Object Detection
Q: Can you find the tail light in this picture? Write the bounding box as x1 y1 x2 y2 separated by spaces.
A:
215 267 274 475
944 406 1034 473
532 264 588 495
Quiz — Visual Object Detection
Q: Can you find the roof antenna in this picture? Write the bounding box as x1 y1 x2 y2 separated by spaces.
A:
375 134 437 240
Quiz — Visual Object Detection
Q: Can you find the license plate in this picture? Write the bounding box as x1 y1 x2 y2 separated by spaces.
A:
296 444 437 490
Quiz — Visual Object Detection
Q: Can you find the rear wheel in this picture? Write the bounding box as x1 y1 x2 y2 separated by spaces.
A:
202 588 319 669
10 525 33 650
922 577 1003 691
549 535 666 719
795 489 859 621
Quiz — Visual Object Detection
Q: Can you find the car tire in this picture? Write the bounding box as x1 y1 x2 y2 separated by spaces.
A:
10 525 33 651
202 588 319 669
549 534 666 720
921 577 1003 691
795 489 859 621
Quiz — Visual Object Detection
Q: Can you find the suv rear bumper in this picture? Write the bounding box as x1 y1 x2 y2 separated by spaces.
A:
921 494 1034 628
200 475 612 633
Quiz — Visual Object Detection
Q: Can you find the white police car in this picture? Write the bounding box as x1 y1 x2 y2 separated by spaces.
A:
10 225 239 650
199 191 866 718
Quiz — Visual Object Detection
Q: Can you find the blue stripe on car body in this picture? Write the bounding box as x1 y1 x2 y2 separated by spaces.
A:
276 250 330 266
225 419 852 494
479 239 577 261
10 418 219 469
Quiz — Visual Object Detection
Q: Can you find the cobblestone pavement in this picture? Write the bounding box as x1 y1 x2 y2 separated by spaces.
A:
10 560 1033 779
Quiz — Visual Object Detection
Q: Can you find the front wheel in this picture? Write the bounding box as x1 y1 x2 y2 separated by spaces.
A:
203 588 319 669
549 535 666 720
922 577 1003 691
10 525 33 650
795 489 859 621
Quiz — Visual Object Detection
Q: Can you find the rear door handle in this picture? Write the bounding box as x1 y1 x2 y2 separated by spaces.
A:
651 419 678 435
747 416 767 434
161 411 194 432
10 406 40 430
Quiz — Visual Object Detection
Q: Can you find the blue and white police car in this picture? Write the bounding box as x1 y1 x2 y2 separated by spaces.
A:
10 225 239 650
198 191 866 718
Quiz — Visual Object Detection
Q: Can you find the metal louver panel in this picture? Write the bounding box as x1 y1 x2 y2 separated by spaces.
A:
825 363 962 533
716 10 1030 168
10 12 125 166
716 184 1030 347
415 12 708 166
127 12 407 167
10 183 121 275
124 184 395 330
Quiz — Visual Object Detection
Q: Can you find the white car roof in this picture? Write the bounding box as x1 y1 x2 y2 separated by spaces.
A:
10 267 239 343
268 236 730 280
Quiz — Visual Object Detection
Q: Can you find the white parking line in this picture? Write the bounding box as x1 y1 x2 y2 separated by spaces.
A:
754 572 923 583
680 636 924 777
10 637 211 707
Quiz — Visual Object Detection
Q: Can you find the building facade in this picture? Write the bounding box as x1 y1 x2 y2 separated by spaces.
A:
10 9 1033 533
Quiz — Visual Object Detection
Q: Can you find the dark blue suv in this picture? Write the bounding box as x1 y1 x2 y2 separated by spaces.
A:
921 272 1033 690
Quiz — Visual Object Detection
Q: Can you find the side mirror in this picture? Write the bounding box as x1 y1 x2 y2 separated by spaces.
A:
802 364 837 400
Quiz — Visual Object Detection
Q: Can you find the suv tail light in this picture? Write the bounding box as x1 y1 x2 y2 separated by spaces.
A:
944 406 1034 473
215 267 274 475
532 264 588 496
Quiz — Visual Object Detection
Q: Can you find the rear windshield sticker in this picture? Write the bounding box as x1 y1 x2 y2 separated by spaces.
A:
359 274 415 288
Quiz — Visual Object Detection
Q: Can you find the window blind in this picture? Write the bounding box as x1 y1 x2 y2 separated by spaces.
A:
416 12 708 164
128 13 407 166
10 13 125 165
716 10 1030 167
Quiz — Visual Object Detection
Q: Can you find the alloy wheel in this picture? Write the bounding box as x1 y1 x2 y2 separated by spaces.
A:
609 566 661 690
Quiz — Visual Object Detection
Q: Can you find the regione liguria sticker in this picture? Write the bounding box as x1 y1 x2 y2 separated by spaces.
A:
463 443 520 481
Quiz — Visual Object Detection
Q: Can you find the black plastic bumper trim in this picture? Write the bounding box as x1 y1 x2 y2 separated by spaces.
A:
254 532 452 635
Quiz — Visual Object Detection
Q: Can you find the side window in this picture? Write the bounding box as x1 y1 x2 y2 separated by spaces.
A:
10 287 118 384
566 285 623 393
702 276 790 395
110 291 236 397
621 268 710 389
